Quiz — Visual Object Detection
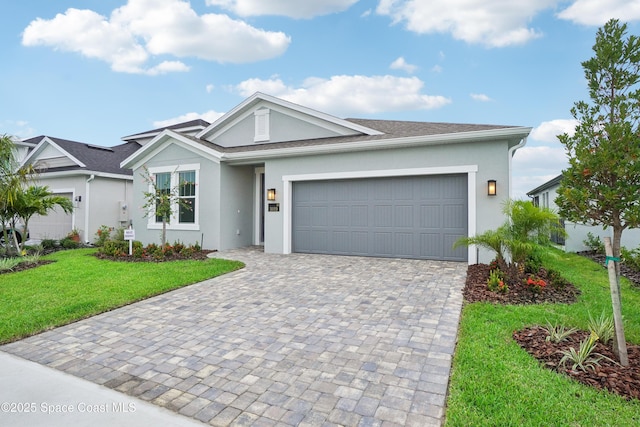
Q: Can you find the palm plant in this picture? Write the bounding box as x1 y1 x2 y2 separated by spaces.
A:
11 185 74 252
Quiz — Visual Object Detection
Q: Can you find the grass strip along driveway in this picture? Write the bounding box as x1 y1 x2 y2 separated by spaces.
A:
0 248 243 344
446 249 640 426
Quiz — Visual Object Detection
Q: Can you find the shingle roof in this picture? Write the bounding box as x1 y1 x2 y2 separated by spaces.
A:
176 118 523 154
32 136 140 175
526 174 563 196
122 119 211 140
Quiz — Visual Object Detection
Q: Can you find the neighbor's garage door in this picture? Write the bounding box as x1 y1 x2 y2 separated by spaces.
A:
27 193 73 240
292 174 468 261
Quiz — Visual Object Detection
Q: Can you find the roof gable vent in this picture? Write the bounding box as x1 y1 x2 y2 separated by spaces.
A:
254 109 270 142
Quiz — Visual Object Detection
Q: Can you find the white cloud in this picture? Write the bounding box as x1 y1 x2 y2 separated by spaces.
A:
235 75 451 115
512 145 569 199
390 57 418 73
529 119 578 142
206 84 215 93
470 93 492 102
558 0 640 25
22 0 290 74
376 0 557 47
153 110 225 128
206 0 359 18
431 64 443 73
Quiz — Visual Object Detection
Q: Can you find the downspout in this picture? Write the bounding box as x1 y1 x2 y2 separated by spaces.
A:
84 174 95 243
508 137 527 199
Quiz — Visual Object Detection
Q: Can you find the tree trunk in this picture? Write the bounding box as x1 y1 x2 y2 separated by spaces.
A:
604 236 629 366
612 225 623 281
162 219 167 247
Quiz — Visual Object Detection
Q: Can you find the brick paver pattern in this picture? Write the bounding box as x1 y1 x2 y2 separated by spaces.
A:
2 247 466 426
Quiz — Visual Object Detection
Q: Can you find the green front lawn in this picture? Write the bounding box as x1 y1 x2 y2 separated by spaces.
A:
446 249 640 426
0 248 244 344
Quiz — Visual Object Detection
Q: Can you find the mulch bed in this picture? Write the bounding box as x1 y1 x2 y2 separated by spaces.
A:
464 263 580 305
513 326 640 401
465 262 639 401
94 250 216 262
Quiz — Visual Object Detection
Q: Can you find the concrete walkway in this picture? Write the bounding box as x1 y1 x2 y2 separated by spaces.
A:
1 248 466 426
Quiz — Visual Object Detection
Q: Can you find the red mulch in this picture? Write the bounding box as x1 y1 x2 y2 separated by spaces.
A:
466 263 639 401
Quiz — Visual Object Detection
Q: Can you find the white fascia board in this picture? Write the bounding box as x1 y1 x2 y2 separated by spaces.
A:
223 126 532 164
36 170 133 181
20 136 86 169
196 92 383 140
121 129 222 170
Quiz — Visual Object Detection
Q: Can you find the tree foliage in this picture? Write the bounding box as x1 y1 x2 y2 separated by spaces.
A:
455 200 564 269
555 19 640 262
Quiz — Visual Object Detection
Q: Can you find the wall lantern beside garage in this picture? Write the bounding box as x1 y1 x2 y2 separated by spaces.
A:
267 188 276 201
487 180 497 196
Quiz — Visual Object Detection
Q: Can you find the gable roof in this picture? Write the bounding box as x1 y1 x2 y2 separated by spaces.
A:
22 136 140 176
121 119 211 142
121 93 532 169
526 174 563 196
197 92 383 141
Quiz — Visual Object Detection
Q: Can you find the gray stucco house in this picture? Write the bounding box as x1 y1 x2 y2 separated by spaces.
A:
20 136 141 242
527 174 640 252
122 92 531 264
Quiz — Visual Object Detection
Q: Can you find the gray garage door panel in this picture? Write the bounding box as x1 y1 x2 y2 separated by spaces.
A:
292 175 468 261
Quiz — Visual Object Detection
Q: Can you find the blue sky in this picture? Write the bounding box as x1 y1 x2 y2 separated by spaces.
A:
2 0 640 199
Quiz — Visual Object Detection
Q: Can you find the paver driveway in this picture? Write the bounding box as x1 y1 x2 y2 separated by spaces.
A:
2 247 466 426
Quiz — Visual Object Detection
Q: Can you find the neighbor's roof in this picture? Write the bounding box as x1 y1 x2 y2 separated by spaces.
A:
121 119 211 141
526 174 563 196
23 135 140 176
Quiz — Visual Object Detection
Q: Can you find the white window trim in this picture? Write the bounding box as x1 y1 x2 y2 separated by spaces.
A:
281 165 479 264
146 164 200 231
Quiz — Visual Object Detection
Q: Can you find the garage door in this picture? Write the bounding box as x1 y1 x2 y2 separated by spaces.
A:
292 174 468 261
27 193 73 240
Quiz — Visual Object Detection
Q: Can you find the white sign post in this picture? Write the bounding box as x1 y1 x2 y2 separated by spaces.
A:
124 227 135 256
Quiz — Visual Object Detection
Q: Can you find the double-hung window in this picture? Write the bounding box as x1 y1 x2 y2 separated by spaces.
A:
147 164 199 230
178 170 196 224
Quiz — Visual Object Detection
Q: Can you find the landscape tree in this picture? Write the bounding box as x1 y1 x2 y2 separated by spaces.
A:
556 19 640 271
0 134 33 254
555 19 640 366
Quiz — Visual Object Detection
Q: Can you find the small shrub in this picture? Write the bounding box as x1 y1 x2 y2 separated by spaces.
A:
60 238 79 249
559 331 612 372
525 275 547 293
100 240 128 257
588 311 615 345
583 232 604 254
544 321 578 343
487 269 508 294
24 244 43 255
621 246 640 272
112 227 125 242
94 225 112 247
20 253 41 265
0 257 21 271
180 245 195 257
41 239 57 249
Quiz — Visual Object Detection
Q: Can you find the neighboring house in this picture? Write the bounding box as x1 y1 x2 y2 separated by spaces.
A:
122 92 531 264
19 136 141 243
527 175 640 252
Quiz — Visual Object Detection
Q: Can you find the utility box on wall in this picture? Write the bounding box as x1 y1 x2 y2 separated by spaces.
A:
119 201 129 222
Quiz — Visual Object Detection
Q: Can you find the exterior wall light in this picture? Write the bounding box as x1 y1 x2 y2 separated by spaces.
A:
267 188 276 201
487 180 497 196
